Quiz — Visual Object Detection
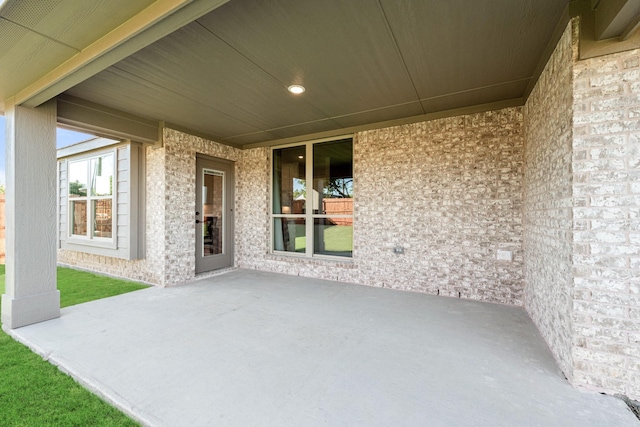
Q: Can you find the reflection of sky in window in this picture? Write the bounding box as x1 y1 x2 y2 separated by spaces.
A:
293 178 305 198
68 160 88 197
91 155 113 196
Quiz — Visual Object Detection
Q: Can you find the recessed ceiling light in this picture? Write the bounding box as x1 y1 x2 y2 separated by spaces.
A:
288 85 305 94
298 155 304 159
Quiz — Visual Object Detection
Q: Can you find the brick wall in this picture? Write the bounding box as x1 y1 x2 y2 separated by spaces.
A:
162 128 241 284
572 41 640 398
236 108 525 305
523 22 575 378
523 17 640 400
354 111 524 303
235 147 270 268
144 143 167 284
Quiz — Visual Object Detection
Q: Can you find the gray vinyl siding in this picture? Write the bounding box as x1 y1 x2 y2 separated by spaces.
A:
58 160 68 244
116 145 129 253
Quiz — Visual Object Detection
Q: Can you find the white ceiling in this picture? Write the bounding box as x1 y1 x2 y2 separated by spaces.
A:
2 0 570 147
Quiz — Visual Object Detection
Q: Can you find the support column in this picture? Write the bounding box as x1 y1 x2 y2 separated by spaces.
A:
1 99 59 329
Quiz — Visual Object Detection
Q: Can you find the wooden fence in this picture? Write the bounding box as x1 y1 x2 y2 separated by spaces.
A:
322 199 353 226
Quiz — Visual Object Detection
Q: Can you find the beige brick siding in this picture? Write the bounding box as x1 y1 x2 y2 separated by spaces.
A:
523 17 640 400
354 112 524 303
162 129 241 284
235 147 270 268
523 22 575 378
235 108 525 305
572 44 640 397
143 144 167 284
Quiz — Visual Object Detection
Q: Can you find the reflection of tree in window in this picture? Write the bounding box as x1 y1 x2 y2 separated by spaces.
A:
324 178 352 198
69 180 86 197
295 178 353 199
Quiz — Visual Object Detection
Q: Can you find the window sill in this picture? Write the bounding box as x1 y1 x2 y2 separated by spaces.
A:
266 252 356 267
66 236 117 250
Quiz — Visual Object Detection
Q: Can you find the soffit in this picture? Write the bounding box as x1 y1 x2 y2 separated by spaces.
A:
0 0 156 106
2 0 569 147
65 0 568 147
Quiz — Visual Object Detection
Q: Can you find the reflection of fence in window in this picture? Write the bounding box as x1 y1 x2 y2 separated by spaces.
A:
93 199 112 238
72 201 87 235
321 199 353 225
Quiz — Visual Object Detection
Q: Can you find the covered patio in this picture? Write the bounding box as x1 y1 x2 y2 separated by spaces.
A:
8 270 637 426
2 0 640 408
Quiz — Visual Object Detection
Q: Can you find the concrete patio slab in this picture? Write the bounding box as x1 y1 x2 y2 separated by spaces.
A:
7 270 638 426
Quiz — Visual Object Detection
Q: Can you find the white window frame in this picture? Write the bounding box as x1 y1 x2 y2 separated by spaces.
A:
66 148 117 250
270 135 354 260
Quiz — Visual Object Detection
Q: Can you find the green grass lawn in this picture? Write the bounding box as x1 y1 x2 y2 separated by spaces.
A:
0 265 148 426
293 224 353 255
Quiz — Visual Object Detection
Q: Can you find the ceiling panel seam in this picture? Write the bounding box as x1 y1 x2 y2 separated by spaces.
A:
107 64 263 135
375 0 425 115
270 101 422 130
193 20 342 127
222 130 270 140
224 77 531 141
241 97 524 149
226 102 420 140
0 17 80 52
231 117 336 139
420 77 532 101
0 0 62 24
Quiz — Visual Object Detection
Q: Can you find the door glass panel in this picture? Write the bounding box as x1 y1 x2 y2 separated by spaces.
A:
203 169 224 256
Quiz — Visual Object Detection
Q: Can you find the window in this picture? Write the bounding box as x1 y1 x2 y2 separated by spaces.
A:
272 137 353 258
68 152 114 241
59 140 144 260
